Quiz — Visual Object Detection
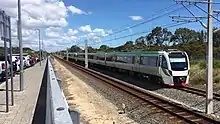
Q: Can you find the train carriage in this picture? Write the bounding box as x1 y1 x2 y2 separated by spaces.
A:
69 49 190 86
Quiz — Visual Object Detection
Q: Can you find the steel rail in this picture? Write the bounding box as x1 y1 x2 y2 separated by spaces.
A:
175 86 220 101
55 56 220 124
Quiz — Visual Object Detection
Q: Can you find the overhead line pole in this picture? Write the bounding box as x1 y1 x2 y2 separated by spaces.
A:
66 48 69 61
85 40 88 69
18 0 24 91
175 0 214 114
206 0 213 114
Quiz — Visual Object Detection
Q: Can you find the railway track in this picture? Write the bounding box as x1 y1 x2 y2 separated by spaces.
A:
174 87 220 101
55 56 220 124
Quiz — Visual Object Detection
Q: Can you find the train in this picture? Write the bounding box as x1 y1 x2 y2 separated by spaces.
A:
67 49 190 86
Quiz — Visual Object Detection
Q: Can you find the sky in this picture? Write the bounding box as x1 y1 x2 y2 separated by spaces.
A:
0 0 220 52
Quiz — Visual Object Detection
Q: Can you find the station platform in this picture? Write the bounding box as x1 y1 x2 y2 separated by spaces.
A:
0 61 46 124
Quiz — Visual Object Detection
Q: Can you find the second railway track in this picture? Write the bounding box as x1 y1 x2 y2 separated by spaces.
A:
55 56 220 124
174 87 220 101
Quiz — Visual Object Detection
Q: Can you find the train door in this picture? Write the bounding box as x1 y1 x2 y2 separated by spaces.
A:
134 55 140 72
158 55 162 75
159 55 172 84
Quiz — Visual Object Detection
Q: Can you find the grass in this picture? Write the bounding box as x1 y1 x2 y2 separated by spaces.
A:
189 60 220 86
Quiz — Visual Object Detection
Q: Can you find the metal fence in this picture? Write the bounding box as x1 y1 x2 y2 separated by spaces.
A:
46 56 80 124
0 9 14 112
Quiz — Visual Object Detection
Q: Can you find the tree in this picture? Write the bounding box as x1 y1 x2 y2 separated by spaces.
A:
69 45 82 52
146 27 172 46
171 28 201 45
99 45 109 52
124 41 134 47
88 46 97 53
213 28 220 47
135 36 145 45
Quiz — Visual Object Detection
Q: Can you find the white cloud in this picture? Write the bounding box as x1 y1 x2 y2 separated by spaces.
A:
45 27 62 38
0 1 68 28
82 28 113 42
68 5 91 15
0 0 74 51
79 25 92 32
67 29 78 36
129 16 143 21
0 0 109 52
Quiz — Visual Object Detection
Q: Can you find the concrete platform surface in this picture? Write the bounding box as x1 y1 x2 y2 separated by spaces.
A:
0 61 46 124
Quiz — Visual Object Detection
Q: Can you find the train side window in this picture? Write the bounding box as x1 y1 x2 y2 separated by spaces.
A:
161 56 168 69
148 56 157 67
132 56 135 64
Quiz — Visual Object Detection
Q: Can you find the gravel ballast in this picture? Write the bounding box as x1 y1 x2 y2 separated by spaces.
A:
54 59 180 124
88 65 220 118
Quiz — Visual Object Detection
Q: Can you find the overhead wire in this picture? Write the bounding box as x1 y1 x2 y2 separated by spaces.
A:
88 21 193 47
77 3 192 48
108 3 178 33
85 5 191 47
76 4 189 47
181 3 206 27
194 3 220 23
104 5 189 38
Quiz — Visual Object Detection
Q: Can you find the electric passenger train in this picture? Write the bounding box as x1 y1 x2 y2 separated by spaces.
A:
68 49 190 86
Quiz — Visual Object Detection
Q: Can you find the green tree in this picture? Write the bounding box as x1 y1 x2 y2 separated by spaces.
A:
99 45 109 52
135 36 145 45
171 28 201 44
69 45 82 52
88 46 97 53
146 27 172 46
124 41 134 47
213 28 220 47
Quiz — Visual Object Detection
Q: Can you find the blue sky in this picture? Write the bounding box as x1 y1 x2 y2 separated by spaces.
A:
60 0 220 49
2 0 219 52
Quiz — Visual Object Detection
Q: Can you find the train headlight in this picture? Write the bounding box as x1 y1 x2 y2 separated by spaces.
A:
179 77 186 81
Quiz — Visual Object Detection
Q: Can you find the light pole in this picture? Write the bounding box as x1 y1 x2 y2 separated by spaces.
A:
18 0 24 91
35 29 41 66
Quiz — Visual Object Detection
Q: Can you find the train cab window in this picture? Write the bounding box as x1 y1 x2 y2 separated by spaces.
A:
161 56 168 69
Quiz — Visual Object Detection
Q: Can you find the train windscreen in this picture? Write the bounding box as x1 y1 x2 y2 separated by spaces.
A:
169 53 188 71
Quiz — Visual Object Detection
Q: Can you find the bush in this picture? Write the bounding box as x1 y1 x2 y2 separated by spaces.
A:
189 60 220 85
214 75 220 84
190 60 200 65
190 60 220 69
198 61 206 69
214 60 220 69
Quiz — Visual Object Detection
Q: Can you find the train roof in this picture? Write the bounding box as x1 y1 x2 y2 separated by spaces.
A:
96 51 158 54
96 50 183 55
74 49 185 55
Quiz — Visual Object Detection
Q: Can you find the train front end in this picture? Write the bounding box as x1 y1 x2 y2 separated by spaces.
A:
168 51 190 87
